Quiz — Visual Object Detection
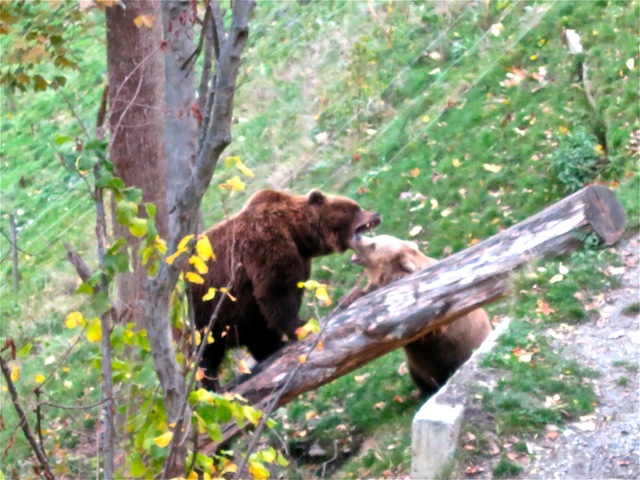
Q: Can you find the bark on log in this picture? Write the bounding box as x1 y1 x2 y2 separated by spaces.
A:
207 185 626 450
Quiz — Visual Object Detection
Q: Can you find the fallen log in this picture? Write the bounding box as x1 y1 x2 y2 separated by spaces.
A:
207 184 626 450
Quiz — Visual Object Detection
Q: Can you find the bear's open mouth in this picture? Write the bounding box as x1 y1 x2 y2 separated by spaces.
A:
350 253 363 265
354 216 381 235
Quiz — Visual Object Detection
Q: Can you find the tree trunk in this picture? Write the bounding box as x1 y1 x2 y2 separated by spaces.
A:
106 0 169 326
139 1 255 476
203 185 626 451
162 0 198 214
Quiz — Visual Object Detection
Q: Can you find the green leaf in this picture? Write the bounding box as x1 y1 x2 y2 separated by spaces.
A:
75 282 94 295
17 342 32 358
144 202 156 220
84 140 107 153
89 291 112 316
123 187 143 205
94 171 114 189
207 422 223 442
129 217 148 238
54 135 74 145
217 402 233 423
75 155 94 172
115 201 138 226
127 453 147 477
107 238 127 255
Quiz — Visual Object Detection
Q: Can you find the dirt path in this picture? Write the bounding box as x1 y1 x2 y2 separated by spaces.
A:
523 233 640 479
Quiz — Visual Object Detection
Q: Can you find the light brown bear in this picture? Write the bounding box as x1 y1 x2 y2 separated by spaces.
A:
192 189 380 389
342 234 491 395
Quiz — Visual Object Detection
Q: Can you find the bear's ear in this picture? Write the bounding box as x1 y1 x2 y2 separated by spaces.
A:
399 257 417 273
308 189 325 205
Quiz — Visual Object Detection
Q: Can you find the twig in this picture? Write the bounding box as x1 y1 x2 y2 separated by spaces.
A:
93 161 116 480
64 243 93 282
197 3 216 114
0 354 55 480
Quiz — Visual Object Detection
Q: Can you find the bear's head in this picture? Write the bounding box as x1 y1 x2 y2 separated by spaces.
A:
350 234 433 287
307 189 381 254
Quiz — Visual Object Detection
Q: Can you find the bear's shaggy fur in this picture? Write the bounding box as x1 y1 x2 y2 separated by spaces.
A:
192 189 380 389
342 234 491 395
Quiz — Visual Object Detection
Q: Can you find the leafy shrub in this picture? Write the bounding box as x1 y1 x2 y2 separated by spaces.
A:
551 128 603 192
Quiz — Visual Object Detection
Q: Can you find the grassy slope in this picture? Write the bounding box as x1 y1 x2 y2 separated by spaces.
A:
0 0 638 478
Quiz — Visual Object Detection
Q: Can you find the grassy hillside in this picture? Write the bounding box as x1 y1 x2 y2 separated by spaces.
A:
1 0 638 478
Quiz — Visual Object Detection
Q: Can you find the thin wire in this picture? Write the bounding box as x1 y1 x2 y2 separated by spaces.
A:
282 2 480 183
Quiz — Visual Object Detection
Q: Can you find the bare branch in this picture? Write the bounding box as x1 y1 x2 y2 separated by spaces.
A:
64 243 93 282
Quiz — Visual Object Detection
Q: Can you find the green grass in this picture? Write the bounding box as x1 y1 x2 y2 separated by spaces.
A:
493 456 524 478
1 0 638 478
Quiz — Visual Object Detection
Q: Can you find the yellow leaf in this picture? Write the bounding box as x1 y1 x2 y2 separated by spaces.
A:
219 176 246 191
558 126 569 135
220 461 238 475
65 311 84 329
133 14 155 28
299 354 307 364
196 236 215 262
10 363 19 382
178 234 195 251
595 144 605 156
154 236 167 255
35 374 45 384
409 168 420 178
195 368 205 382
296 318 321 340
297 280 320 290
185 272 205 284
483 163 502 173
166 248 187 265
187 469 199 480
194 331 202 346
430 198 439 209
549 274 564 284
128 217 148 238
207 333 214 344
189 255 209 275
530 54 538 60
452 158 461 167
248 462 270 480
421 115 431 123
315 286 332 306
86 318 102 343
316 340 324 351
153 431 173 448
203 287 217 301
236 160 255 179
242 405 261 425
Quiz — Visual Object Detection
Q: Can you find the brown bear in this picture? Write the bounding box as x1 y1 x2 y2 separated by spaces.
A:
192 189 380 389
341 234 491 395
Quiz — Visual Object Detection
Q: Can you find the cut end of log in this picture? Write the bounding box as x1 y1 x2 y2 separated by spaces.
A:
584 185 627 245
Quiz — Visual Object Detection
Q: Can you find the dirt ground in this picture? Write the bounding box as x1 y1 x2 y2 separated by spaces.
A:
523 233 640 480
449 232 640 480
